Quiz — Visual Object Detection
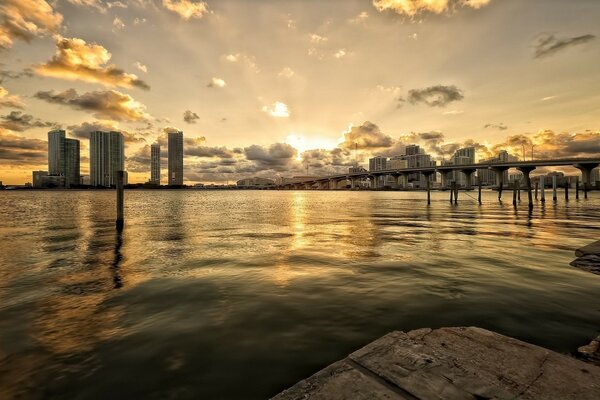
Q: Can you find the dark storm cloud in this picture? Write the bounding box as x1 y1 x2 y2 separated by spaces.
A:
534 34 596 58
34 89 150 121
406 85 464 107
0 111 57 132
340 121 394 149
183 110 200 124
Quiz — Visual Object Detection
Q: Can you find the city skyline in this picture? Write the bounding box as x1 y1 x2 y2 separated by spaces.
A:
1 0 600 185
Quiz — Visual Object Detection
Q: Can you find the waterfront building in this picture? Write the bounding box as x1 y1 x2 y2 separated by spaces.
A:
369 156 387 187
236 177 275 187
47 129 80 188
151 143 161 185
48 130 65 175
90 131 125 187
168 131 184 186
387 157 408 170
446 147 475 187
32 171 48 188
396 145 436 189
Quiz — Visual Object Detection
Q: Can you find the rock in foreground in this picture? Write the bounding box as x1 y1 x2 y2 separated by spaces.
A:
272 327 600 400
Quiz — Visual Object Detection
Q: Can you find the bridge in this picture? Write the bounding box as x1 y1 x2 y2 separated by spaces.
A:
273 158 600 206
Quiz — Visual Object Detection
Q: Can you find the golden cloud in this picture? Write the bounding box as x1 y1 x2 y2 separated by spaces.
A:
0 0 63 49
162 0 210 20
34 88 151 122
0 86 25 109
35 37 150 90
372 0 491 17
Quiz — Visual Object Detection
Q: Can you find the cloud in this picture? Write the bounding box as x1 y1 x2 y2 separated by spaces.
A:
35 37 150 90
309 34 328 44
0 68 34 84
0 111 57 132
405 85 464 107
541 95 557 101
67 120 145 145
112 17 125 31
67 120 118 139
244 143 297 170
484 123 508 131
223 53 260 72
186 146 237 158
278 67 295 79
134 62 148 73
333 49 347 59
534 34 595 58
0 0 63 49
162 0 210 20
372 0 491 17
183 110 199 124
340 121 394 150
443 110 464 115
0 86 25 109
35 88 150 121
349 11 369 24
0 128 47 164
262 101 290 118
207 77 226 88
509 130 600 159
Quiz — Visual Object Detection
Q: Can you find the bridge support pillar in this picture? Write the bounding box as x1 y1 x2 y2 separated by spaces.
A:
461 168 476 190
441 171 453 189
540 176 546 203
517 166 536 210
574 163 599 199
492 167 509 201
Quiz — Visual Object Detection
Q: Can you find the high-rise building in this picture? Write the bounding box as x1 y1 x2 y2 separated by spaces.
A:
63 138 80 188
168 131 184 186
47 129 80 188
447 147 476 187
151 143 161 185
90 131 125 187
48 129 65 175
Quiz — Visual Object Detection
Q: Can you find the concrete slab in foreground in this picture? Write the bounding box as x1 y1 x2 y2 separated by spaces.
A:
272 327 600 400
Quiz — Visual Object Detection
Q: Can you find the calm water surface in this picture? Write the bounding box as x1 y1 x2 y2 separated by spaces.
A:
1 190 599 399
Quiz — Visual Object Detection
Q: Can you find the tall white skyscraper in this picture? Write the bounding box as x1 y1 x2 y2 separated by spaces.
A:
47 129 80 188
151 143 161 185
168 131 184 186
90 131 125 187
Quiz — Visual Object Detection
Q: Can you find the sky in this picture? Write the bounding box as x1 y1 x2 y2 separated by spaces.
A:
0 0 599 184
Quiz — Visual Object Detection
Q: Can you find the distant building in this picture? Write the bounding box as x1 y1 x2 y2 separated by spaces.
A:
387 157 408 170
236 177 275 187
90 131 125 187
478 150 519 186
349 166 368 173
47 129 80 188
396 145 436 188
368 156 387 172
151 143 161 185
168 131 184 186
33 171 48 188
446 147 475 187
40 175 66 188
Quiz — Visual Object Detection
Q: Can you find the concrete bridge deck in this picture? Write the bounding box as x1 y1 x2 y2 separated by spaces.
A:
272 327 600 400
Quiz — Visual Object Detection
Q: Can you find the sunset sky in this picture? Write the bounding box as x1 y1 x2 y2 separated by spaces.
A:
1 0 599 184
